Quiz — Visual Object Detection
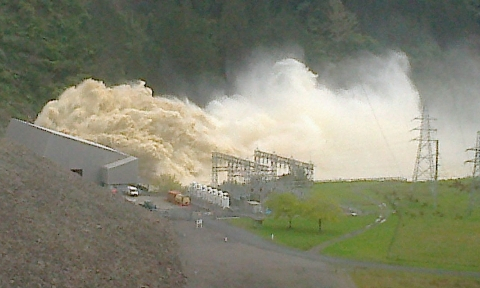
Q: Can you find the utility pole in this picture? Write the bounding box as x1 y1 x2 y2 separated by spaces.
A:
412 106 437 182
465 131 480 214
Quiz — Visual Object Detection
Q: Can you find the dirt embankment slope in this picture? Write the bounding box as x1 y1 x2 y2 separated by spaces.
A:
0 138 185 287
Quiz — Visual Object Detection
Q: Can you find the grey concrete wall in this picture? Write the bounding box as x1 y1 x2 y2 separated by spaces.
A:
101 156 138 185
43 135 125 184
6 119 49 155
6 119 138 186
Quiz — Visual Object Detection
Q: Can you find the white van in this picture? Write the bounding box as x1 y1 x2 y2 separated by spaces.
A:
126 186 139 196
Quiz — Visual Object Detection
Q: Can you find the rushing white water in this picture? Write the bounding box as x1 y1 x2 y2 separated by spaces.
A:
35 52 427 184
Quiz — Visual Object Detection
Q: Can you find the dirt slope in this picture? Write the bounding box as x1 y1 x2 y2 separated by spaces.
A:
0 138 185 287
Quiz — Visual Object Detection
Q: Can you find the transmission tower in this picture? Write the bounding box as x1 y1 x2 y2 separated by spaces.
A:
466 131 480 177
465 131 480 214
412 106 438 182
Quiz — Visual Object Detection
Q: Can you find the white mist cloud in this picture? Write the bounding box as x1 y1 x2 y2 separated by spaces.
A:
35 51 427 184
208 52 420 181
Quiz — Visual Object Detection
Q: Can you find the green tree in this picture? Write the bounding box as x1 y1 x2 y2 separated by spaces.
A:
265 192 301 229
0 0 92 117
149 174 184 195
301 193 341 232
83 0 148 84
301 0 377 62
217 0 253 67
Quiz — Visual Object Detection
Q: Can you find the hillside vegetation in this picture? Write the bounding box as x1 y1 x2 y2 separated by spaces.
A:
0 138 185 287
1 0 480 130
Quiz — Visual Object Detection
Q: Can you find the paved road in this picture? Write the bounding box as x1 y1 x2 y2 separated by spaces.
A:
173 210 357 288
168 203 480 288
192 216 480 278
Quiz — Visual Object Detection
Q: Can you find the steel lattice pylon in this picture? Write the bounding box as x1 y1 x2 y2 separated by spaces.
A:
466 131 480 177
412 106 437 182
465 131 480 214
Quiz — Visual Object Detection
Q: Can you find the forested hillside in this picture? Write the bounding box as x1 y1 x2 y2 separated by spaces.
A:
1 0 480 131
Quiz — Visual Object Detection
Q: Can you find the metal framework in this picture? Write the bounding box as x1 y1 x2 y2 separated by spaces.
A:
253 149 314 181
211 150 315 187
465 131 480 214
466 131 480 178
211 152 272 187
412 106 437 182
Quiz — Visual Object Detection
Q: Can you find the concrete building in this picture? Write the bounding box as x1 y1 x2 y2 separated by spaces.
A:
6 118 138 186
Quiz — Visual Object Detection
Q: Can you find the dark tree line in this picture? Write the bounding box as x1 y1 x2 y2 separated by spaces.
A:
1 0 479 128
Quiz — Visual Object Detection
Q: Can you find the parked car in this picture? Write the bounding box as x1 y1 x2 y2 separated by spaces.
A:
126 185 139 196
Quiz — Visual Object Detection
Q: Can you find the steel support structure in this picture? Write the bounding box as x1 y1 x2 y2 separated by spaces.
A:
412 106 437 182
211 152 271 187
465 131 480 214
253 149 314 181
466 131 480 178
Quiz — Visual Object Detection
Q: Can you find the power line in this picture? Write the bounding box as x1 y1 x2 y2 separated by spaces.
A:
360 86 403 176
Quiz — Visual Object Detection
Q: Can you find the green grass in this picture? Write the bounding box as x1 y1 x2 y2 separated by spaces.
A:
322 215 399 262
322 180 480 271
231 179 480 272
351 269 480 288
388 217 480 270
230 213 378 250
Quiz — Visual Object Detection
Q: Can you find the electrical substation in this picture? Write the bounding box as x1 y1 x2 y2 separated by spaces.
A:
211 149 314 186
209 149 314 210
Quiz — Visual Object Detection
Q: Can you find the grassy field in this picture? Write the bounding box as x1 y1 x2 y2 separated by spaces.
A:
229 179 480 286
351 269 480 288
229 213 377 250
319 179 480 271
229 181 392 250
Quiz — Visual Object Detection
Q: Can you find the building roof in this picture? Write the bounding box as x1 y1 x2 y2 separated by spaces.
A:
103 156 138 169
15 119 128 156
